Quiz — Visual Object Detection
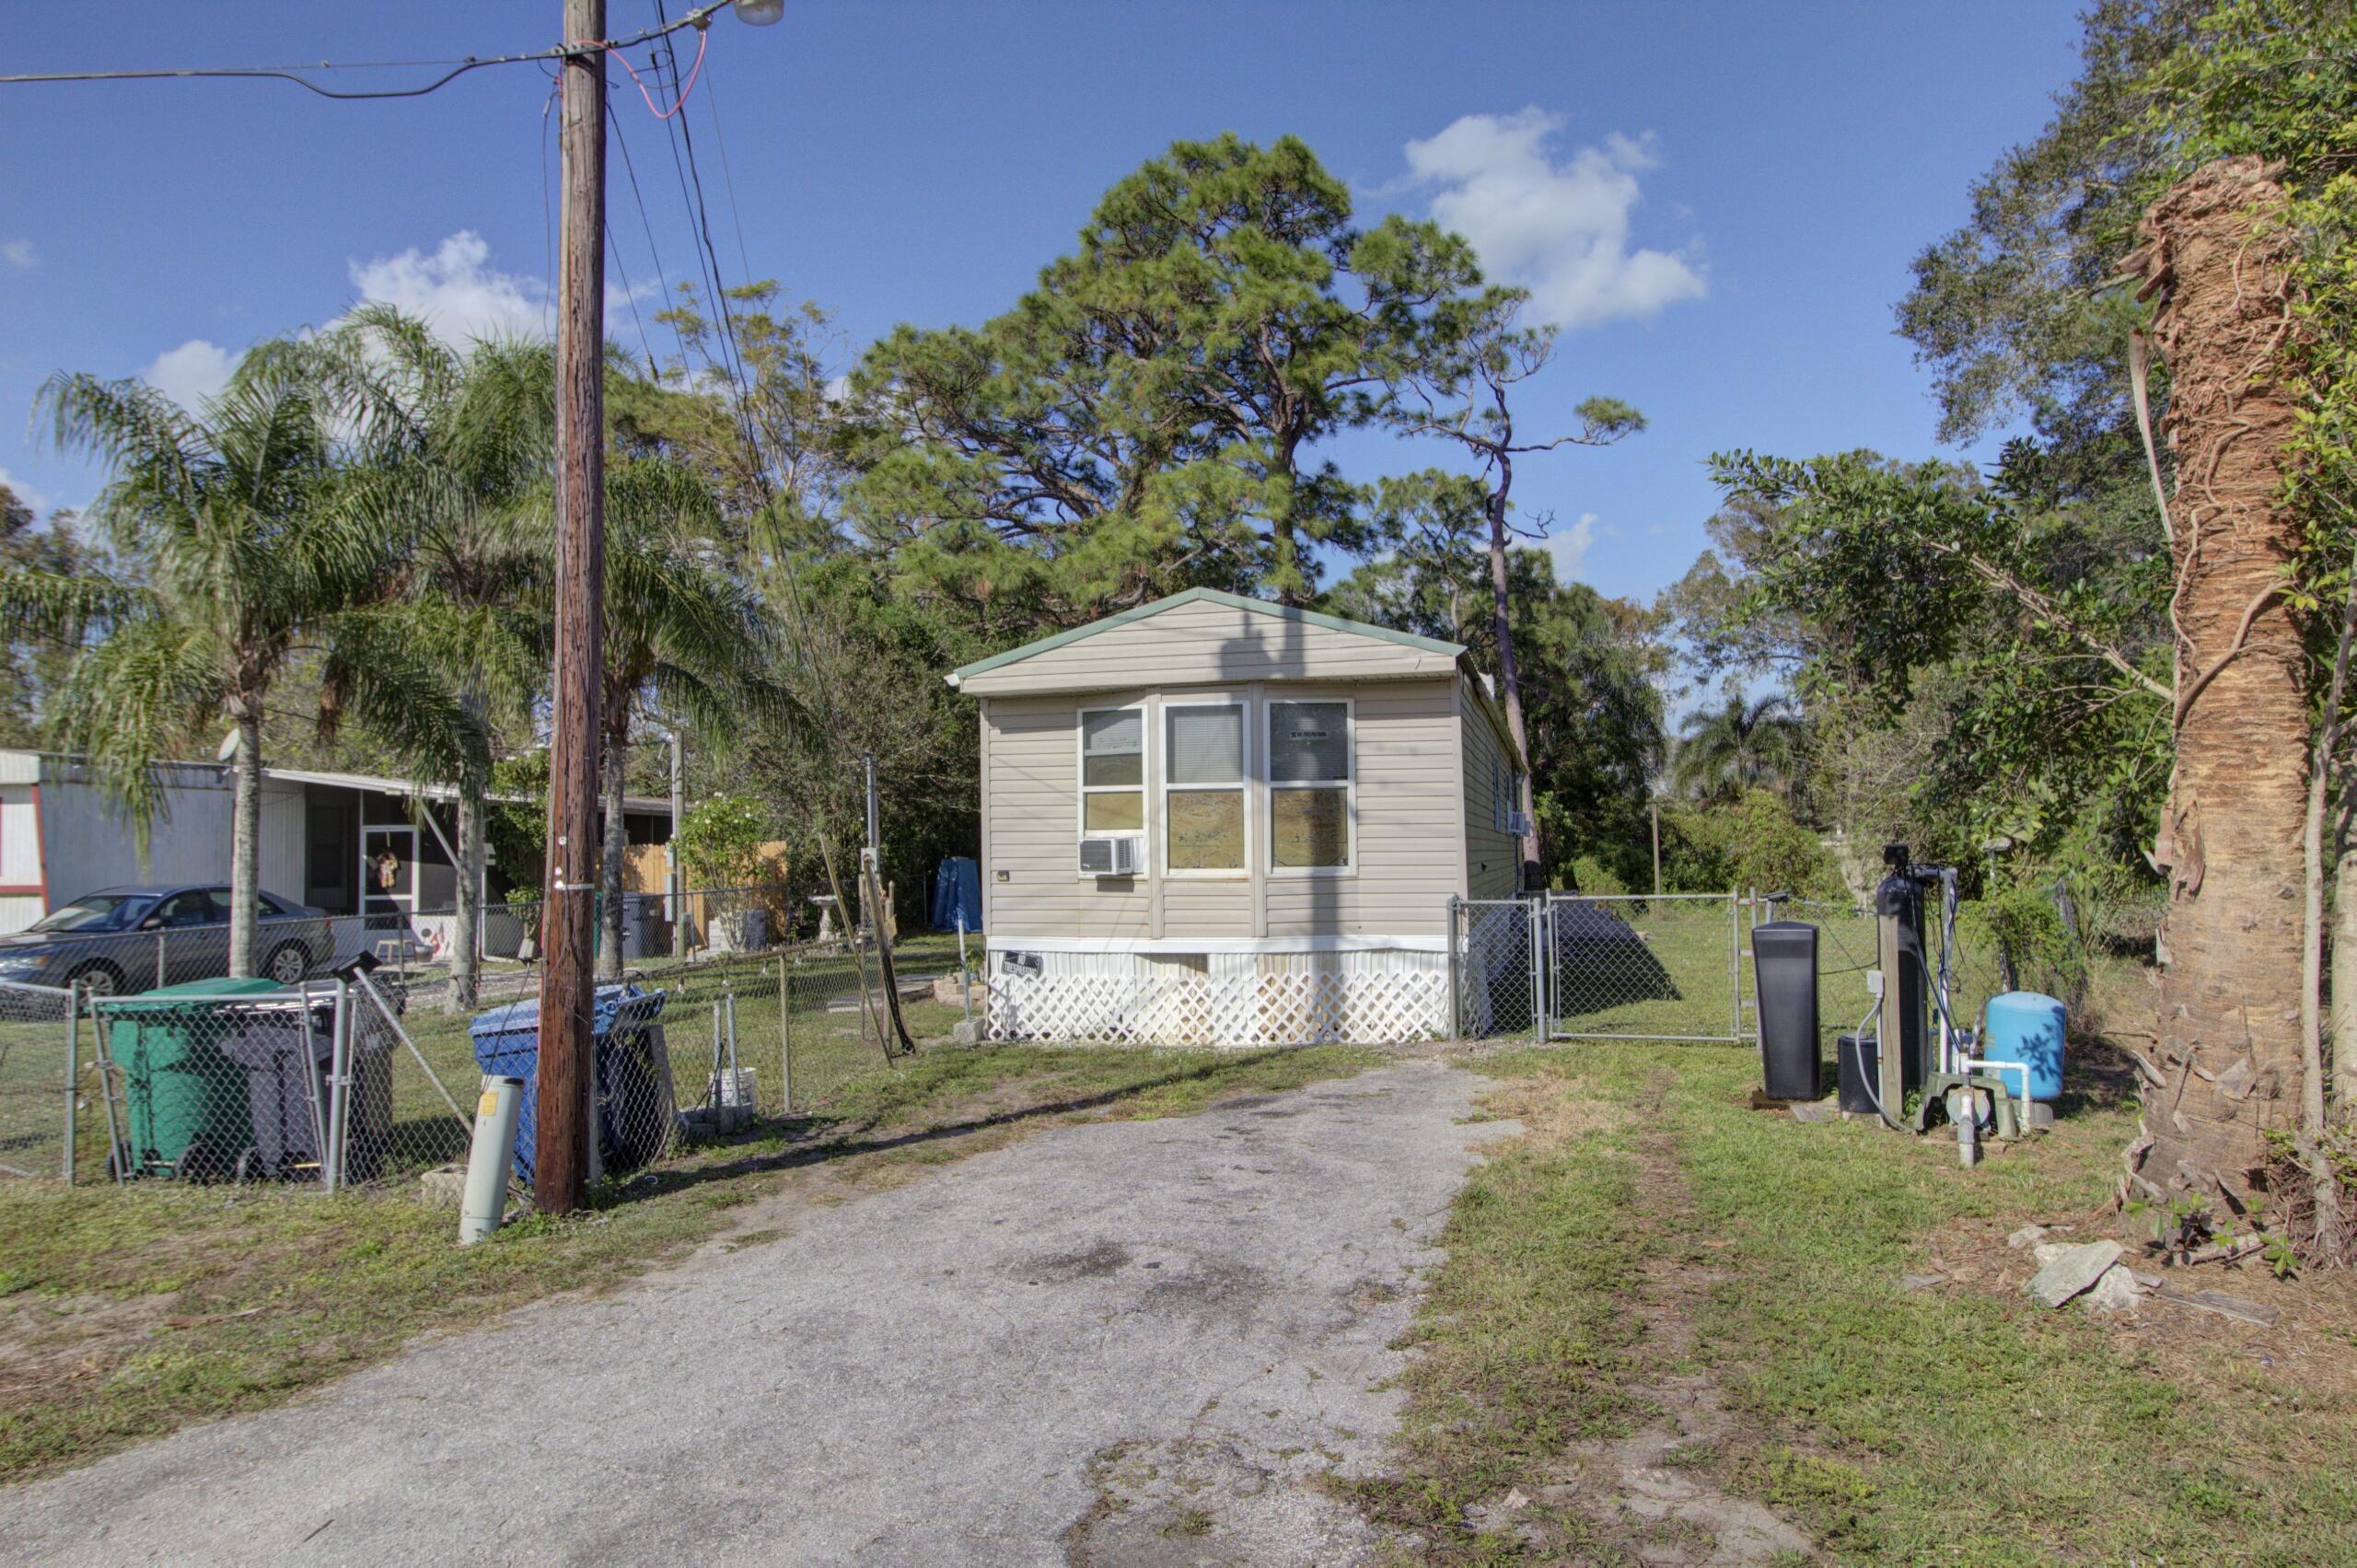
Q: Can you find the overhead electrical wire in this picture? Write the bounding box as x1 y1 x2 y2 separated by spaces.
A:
609 95 697 379
0 2 738 101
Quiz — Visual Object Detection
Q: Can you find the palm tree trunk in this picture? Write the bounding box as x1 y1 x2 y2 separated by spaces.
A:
598 724 628 982
450 788 485 1011
228 707 262 979
2129 157 2310 1215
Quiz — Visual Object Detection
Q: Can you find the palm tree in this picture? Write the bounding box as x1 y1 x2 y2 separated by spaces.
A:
1670 693 1801 803
304 308 553 1007
8 354 476 978
594 457 788 977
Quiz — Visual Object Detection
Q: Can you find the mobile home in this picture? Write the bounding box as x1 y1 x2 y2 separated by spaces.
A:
950 588 1527 1047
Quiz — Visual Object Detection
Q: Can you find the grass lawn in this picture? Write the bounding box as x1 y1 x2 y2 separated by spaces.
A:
1359 1040 2357 1565
0 1038 1376 1485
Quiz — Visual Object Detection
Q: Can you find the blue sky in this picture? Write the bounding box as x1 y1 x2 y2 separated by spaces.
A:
0 1 2081 612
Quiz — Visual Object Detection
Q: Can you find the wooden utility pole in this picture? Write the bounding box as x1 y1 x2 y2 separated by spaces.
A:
534 0 608 1215
1650 799 1661 896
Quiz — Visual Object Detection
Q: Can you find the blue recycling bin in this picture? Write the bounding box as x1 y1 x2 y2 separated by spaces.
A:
470 983 673 1182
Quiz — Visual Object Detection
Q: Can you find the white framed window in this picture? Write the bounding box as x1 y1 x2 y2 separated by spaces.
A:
1163 702 1247 876
1077 704 1147 875
1493 766 1527 833
1268 698 1353 874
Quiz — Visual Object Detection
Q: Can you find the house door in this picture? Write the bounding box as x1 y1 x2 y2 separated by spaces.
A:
361 826 418 926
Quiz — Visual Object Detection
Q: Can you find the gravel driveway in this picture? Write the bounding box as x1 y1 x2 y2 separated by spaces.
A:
0 1060 1513 1566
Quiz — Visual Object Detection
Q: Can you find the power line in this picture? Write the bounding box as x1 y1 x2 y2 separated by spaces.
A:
0 3 736 99
609 81 696 377
698 52 756 287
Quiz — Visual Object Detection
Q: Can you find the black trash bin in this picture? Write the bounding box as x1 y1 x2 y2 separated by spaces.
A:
1750 920 1820 1100
1836 1032 1881 1116
213 993 335 1180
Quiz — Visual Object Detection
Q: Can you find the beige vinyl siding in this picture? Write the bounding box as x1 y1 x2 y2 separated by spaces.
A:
1263 679 1457 939
958 597 1455 696
1161 878 1253 940
981 692 1154 939
981 676 1473 943
1462 683 1519 900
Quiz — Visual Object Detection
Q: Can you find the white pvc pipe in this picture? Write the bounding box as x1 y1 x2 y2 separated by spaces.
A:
460 1075 524 1245
1959 1057 2032 1136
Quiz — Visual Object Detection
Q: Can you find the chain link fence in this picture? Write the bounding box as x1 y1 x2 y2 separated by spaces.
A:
1543 891 1747 1043
0 982 82 1180
1450 897 1543 1040
0 912 981 1199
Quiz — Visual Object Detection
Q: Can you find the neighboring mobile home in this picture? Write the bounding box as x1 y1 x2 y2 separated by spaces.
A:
0 749 673 939
948 587 1527 1046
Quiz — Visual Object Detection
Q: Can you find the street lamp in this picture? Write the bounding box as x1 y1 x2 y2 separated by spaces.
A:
733 0 785 24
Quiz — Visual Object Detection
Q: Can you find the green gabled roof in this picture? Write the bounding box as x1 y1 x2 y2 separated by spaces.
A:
946 587 1466 686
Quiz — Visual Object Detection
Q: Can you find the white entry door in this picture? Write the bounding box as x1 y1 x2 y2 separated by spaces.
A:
361 826 418 919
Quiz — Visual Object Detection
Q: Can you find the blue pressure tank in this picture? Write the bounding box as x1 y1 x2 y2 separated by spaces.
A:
1982 991 2066 1102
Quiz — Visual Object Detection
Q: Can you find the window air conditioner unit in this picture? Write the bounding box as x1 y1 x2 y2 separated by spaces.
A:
1079 836 1143 876
1505 810 1534 836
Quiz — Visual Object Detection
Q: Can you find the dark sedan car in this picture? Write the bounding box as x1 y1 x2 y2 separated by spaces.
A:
0 886 332 995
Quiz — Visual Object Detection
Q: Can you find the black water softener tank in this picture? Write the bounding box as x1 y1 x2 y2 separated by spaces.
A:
1750 920 1820 1099
1875 844 1932 1098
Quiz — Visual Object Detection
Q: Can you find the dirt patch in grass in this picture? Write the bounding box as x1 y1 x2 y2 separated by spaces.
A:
1931 1207 2357 1433
1436 1066 1816 1564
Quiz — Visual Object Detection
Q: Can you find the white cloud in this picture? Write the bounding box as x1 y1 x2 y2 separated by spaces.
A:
141 339 238 411
1 239 34 272
346 231 549 344
0 468 43 514
1548 511 1599 580
1402 110 1705 330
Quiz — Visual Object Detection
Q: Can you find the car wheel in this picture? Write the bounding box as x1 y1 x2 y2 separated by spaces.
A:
69 961 124 999
264 943 308 986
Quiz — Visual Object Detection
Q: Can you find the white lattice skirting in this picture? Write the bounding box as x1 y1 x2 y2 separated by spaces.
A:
988 967 1448 1048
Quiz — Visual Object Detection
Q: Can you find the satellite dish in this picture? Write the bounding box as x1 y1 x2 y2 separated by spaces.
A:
216 729 240 761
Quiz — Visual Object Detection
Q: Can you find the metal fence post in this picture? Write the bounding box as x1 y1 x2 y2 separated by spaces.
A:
323 980 350 1195
154 931 166 990
1735 891 1753 1037
778 952 793 1115
1446 896 1461 1040
1527 894 1543 1041
61 986 78 1184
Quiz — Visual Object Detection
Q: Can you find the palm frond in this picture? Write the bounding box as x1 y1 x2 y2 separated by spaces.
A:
51 618 228 853
317 606 491 788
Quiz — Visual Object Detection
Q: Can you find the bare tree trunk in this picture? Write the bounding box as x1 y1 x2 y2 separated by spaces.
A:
227 705 262 980
2298 548 2357 1254
2127 157 2309 1214
2336 841 2357 1116
1485 494 1540 887
598 724 628 982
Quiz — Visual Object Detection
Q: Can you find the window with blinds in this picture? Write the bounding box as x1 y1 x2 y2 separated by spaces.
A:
1269 700 1351 870
1164 703 1244 872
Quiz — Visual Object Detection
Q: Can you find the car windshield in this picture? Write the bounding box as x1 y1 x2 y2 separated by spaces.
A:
28 895 140 933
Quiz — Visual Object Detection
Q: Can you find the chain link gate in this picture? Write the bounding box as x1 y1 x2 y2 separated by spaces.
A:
1536 891 1756 1045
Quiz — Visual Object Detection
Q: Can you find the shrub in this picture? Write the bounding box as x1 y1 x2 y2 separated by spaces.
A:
675 795 777 888
1659 789 1846 900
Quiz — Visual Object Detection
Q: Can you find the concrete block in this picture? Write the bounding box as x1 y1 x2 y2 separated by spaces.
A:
2028 1239 2125 1308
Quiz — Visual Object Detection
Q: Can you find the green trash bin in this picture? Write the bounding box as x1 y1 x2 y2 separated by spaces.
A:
105 977 282 1182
